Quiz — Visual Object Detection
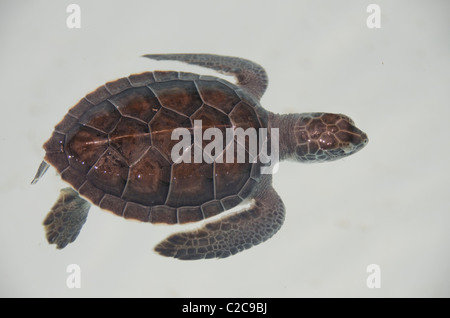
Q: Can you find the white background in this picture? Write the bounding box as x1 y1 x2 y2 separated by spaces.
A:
1 0 449 297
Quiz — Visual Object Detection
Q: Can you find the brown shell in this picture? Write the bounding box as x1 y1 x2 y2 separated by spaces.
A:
43 71 268 224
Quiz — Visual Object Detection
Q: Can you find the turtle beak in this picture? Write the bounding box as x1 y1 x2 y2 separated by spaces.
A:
351 130 368 152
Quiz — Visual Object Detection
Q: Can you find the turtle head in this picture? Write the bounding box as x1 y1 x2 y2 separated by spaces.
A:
292 113 368 162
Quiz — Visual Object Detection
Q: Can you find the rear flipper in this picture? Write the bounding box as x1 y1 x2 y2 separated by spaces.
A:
43 187 91 249
154 185 285 260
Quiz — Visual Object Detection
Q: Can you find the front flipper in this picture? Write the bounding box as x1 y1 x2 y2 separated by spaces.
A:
143 53 268 100
154 185 285 260
43 187 91 249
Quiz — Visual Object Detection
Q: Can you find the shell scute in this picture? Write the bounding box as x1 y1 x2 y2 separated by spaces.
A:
77 180 105 205
68 98 94 118
229 101 261 130
201 200 225 219
128 72 156 87
165 161 214 207
99 194 126 217
177 206 204 224
60 166 86 190
214 142 252 200
149 80 202 117
123 203 151 222
86 147 129 197
79 100 121 133
44 152 69 174
191 104 232 149
151 206 177 224
178 72 201 81
109 86 161 123
85 85 111 105
54 114 79 134
105 77 132 95
196 80 241 114
122 146 171 206
44 131 65 153
153 71 179 82
220 195 243 210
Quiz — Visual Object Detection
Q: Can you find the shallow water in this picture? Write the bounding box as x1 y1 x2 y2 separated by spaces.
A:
1 0 449 297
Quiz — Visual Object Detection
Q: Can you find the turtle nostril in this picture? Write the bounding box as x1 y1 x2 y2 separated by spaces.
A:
361 134 369 145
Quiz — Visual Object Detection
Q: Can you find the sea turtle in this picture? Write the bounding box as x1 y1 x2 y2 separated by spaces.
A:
32 54 368 260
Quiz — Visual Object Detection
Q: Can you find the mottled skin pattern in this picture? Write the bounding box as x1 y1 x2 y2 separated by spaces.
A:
32 54 368 259
42 187 90 249
155 175 284 259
